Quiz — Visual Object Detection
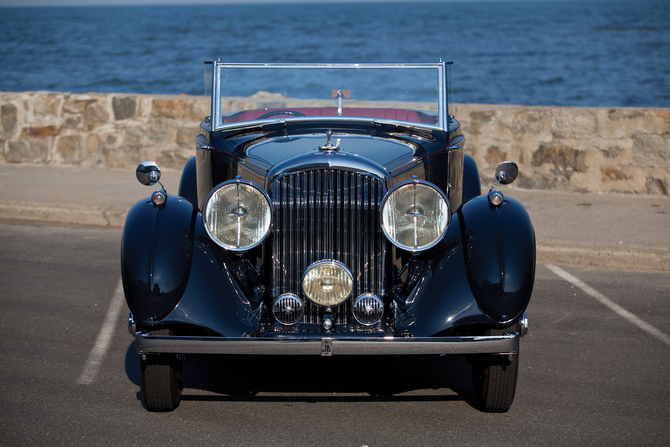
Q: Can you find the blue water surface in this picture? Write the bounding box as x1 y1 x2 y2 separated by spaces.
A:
0 1 668 107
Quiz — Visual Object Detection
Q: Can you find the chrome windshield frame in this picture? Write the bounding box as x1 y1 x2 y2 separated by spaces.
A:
208 62 451 133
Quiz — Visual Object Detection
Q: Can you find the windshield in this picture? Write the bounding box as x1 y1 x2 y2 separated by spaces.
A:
206 63 452 132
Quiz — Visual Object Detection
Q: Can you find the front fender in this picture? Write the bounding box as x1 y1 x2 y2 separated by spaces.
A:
121 195 197 323
459 194 536 323
395 193 535 336
157 219 263 337
395 216 497 337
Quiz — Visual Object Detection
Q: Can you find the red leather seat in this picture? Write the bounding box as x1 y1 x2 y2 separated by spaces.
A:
224 107 436 125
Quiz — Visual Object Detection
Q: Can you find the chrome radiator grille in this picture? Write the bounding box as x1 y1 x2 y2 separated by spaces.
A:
271 170 387 324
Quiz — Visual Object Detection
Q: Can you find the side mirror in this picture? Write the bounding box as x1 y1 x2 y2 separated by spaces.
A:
136 161 161 186
488 161 519 207
494 161 518 185
136 161 167 208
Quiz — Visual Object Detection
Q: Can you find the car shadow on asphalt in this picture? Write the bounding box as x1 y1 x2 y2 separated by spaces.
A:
125 341 476 406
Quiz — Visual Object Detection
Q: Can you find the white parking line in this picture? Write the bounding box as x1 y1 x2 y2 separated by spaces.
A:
76 278 126 385
545 264 670 347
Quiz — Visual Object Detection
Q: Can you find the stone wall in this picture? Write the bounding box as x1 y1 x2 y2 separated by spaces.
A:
0 91 210 173
455 103 670 195
1 91 668 195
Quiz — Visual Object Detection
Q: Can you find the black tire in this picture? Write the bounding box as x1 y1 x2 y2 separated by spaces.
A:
471 323 519 412
140 329 183 412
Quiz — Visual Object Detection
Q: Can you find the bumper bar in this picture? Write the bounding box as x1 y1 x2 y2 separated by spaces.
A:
135 332 519 356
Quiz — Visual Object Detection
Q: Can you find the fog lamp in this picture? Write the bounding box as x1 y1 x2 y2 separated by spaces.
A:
302 260 353 306
353 294 384 326
273 293 304 325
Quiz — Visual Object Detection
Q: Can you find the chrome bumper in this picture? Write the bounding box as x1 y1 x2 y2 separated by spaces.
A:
135 332 520 356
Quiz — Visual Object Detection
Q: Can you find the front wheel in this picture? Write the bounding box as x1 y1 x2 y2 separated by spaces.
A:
140 329 183 412
471 324 520 412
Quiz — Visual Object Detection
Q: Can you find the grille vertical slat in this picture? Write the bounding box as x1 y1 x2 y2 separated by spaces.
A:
353 176 359 296
336 171 342 261
377 184 385 297
288 176 294 294
272 170 386 325
364 176 370 295
329 173 334 259
352 173 357 268
281 180 289 290
342 172 350 265
300 174 307 288
309 171 314 263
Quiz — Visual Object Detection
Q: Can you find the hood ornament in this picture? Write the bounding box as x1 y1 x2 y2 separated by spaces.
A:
318 130 340 151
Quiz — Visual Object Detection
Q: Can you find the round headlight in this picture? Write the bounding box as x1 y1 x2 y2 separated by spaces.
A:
203 179 272 251
381 179 451 252
302 260 353 307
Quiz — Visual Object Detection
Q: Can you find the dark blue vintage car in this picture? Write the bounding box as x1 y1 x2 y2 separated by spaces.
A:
122 62 535 412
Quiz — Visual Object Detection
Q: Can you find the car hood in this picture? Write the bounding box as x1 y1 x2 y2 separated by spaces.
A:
245 134 416 177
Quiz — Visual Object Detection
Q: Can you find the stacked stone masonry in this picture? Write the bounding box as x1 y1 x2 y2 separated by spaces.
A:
1 91 668 195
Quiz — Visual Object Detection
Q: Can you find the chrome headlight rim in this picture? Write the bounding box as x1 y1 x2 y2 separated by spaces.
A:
380 178 451 253
202 178 273 252
301 259 354 307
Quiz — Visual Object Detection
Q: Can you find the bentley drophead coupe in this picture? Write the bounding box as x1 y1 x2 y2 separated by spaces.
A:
122 62 535 412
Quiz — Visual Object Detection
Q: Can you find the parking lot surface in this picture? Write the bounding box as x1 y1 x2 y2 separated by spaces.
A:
0 220 668 446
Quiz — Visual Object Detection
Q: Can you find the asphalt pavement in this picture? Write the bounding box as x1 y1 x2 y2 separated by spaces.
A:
0 162 668 271
1 222 668 446
1 163 669 445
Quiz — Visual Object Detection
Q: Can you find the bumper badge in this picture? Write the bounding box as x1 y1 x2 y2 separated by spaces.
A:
321 338 333 356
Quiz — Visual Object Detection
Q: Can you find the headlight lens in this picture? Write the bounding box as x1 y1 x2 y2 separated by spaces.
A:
302 260 353 307
203 179 272 251
381 179 451 252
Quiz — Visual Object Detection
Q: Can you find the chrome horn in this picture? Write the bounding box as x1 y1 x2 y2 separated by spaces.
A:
488 160 518 206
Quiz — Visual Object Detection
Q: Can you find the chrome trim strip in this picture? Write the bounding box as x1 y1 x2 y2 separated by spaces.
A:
211 62 221 129
136 332 520 356
216 62 448 69
438 61 446 130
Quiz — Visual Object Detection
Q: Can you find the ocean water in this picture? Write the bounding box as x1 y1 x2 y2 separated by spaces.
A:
0 1 668 107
